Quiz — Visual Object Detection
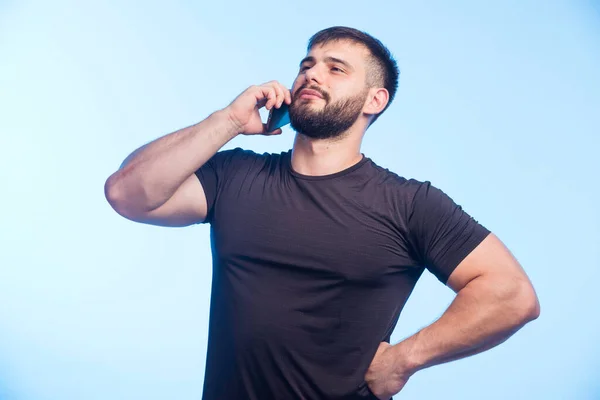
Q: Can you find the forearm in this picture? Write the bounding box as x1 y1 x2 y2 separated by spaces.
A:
393 275 539 374
105 109 239 211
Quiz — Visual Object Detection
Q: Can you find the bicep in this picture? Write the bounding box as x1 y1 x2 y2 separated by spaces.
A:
123 174 208 227
446 233 531 293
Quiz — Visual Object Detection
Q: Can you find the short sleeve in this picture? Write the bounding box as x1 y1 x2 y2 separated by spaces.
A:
408 181 491 284
194 147 246 224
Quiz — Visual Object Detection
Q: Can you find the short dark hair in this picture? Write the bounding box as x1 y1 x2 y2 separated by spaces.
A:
307 26 399 123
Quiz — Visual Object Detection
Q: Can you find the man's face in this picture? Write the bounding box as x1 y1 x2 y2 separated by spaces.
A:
289 40 371 139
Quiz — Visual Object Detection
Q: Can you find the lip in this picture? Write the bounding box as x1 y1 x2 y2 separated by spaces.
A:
298 89 324 99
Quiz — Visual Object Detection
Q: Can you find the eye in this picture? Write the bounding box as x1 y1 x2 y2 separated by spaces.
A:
331 66 345 73
299 65 310 72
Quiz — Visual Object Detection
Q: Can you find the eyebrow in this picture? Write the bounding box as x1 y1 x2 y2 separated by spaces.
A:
299 56 354 71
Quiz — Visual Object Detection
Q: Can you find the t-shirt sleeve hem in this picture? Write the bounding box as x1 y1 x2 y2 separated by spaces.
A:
193 170 215 224
436 226 492 285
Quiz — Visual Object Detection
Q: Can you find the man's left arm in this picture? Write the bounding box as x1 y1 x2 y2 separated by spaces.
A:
366 233 540 398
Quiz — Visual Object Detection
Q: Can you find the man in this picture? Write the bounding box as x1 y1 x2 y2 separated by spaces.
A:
105 26 540 400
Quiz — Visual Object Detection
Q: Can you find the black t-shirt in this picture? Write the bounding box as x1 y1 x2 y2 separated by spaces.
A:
194 148 490 400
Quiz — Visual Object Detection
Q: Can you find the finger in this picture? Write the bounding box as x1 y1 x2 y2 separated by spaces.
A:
254 84 274 109
273 85 285 108
270 87 280 109
268 81 289 108
266 81 284 108
284 87 292 105
262 87 277 110
259 81 287 108
275 82 292 106
253 85 270 108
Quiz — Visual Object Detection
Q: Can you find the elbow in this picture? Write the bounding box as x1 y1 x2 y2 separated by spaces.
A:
524 290 541 322
104 173 123 210
482 275 540 327
511 280 541 325
104 172 135 217
104 171 154 221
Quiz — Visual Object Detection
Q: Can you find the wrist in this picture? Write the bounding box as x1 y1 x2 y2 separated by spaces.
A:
390 336 424 377
214 108 242 138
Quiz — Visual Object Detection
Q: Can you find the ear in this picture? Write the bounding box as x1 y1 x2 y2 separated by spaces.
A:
363 87 389 117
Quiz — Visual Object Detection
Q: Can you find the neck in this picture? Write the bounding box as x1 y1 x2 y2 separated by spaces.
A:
291 130 364 176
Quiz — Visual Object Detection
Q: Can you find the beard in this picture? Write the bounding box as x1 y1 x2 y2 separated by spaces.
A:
289 86 368 140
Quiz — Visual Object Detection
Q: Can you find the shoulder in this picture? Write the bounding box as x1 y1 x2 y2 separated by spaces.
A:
212 147 289 168
366 158 431 198
365 159 459 216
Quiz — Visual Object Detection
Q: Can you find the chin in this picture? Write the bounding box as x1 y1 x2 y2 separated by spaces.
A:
298 100 324 110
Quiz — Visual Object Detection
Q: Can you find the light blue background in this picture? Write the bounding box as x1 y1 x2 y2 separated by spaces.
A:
1 1 599 399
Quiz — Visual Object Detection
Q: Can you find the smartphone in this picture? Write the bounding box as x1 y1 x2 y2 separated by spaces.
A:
266 102 290 131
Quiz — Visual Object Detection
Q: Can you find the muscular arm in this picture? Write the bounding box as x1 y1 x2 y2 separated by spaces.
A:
391 233 540 374
104 110 239 225
104 81 290 227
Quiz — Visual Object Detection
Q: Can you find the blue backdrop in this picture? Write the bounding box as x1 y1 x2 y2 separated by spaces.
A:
1 1 599 399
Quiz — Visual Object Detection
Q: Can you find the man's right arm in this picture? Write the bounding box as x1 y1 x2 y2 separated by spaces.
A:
104 81 292 227
104 110 238 226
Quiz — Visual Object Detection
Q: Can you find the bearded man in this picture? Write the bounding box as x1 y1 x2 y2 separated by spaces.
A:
104 26 540 400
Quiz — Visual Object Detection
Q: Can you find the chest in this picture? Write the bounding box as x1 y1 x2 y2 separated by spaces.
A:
211 183 416 282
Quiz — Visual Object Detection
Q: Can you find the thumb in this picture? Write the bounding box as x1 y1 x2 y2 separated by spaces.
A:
261 123 283 136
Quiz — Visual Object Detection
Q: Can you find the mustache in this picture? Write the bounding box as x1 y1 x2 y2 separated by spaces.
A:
293 85 330 102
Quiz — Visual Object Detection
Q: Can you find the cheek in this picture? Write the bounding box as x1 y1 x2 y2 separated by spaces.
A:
291 77 303 95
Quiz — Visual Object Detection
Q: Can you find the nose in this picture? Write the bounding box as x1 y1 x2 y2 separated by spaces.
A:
304 64 323 85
